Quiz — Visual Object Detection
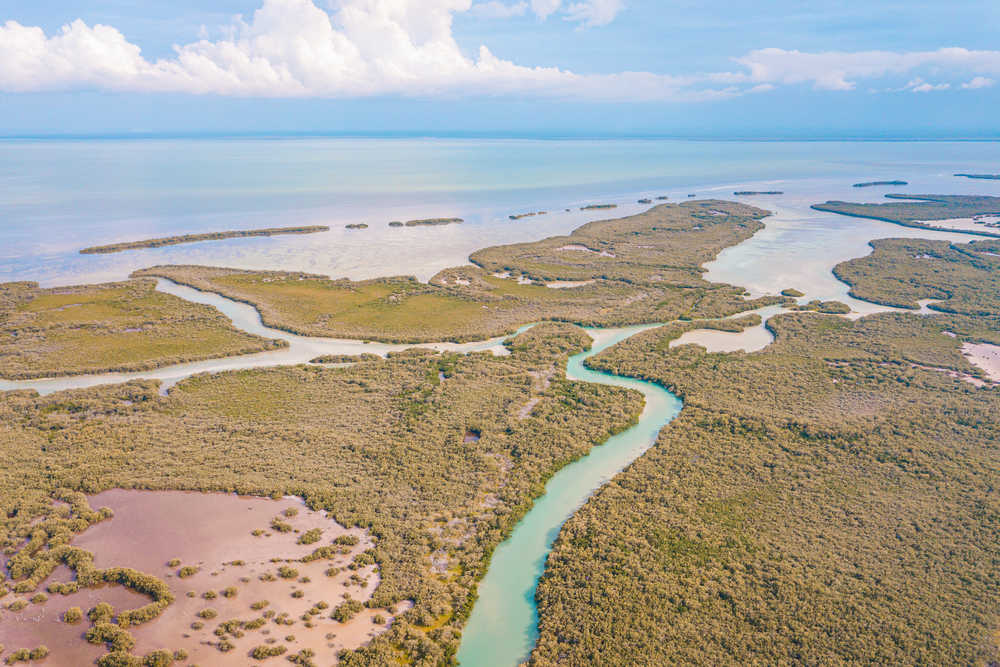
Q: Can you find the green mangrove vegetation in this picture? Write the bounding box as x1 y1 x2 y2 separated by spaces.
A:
79 226 330 255
813 194 1000 237
834 237 1000 318
136 202 781 343
0 278 283 380
853 180 907 187
955 173 1000 180
529 295 1000 664
0 323 643 665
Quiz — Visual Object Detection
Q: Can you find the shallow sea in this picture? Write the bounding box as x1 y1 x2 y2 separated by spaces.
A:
2 138 998 288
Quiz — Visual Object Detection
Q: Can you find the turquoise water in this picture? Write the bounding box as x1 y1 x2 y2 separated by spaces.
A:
3 138 998 287
457 324 683 666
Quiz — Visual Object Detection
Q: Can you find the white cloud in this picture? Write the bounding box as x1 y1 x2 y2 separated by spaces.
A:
962 76 995 89
910 81 950 93
733 47 1000 91
470 1 529 18
530 0 563 20
0 0 718 101
564 0 625 27
1 3 999 102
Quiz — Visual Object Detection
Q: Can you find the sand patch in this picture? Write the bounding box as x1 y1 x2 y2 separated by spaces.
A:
517 398 542 420
546 281 595 289
962 342 1000 383
557 244 615 258
2 490 407 666
670 326 774 354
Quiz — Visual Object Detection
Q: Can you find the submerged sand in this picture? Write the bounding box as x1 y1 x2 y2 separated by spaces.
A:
1 490 406 666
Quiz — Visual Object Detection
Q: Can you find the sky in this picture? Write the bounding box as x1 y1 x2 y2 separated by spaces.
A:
1 0 999 137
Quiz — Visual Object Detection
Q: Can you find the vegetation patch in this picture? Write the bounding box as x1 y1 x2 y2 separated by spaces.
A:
530 299 1000 665
834 237 1000 318
0 323 643 665
0 279 283 380
135 202 781 343
813 194 1000 237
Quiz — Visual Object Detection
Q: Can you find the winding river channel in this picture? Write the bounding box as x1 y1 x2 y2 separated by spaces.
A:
457 324 683 665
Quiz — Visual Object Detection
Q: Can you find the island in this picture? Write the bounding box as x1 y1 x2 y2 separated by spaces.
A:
853 180 908 187
955 173 1000 180
509 211 547 220
79 226 330 255
404 217 463 226
812 194 1000 238
733 190 783 195
345 223 368 229
580 204 617 210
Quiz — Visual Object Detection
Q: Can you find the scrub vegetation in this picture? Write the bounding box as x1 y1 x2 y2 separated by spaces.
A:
813 194 1000 237
0 278 283 380
530 299 1000 664
79 226 330 254
834 237 1000 318
137 202 780 342
0 324 643 665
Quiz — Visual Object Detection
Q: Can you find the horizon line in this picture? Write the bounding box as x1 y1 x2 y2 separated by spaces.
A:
2 131 1000 142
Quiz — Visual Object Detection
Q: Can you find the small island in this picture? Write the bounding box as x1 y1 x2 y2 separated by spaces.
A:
637 199 653 204
345 223 369 229
780 288 805 297
853 180 908 188
79 226 330 255
509 211 547 220
656 196 670 200
734 191 783 195
955 173 1000 180
404 218 463 226
580 204 618 210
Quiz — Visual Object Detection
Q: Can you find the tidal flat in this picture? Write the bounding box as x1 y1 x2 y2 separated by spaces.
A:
1 490 402 665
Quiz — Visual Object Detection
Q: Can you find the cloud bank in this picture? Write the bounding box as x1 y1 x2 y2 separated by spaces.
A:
0 0 997 101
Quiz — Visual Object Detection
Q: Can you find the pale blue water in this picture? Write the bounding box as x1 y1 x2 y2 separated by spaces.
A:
2 138 998 287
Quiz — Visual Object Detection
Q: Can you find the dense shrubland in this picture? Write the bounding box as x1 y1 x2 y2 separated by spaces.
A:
0 323 643 665
813 194 1000 236
530 309 1000 665
0 278 282 379
135 202 781 343
835 236 1000 319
